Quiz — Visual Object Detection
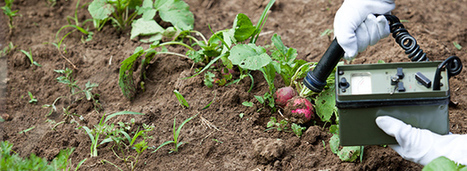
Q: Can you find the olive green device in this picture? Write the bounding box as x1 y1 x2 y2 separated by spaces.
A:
336 62 451 146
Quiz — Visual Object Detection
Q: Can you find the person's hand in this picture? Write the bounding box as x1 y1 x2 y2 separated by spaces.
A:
334 0 395 60
376 116 467 166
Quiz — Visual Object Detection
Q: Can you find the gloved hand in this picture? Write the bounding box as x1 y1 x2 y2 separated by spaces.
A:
334 0 395 60
376 116 467 166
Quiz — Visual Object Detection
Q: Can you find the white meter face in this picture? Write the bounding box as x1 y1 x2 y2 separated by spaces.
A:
351 73 372 95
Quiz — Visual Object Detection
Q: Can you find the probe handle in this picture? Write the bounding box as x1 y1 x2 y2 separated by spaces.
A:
303 39 344 92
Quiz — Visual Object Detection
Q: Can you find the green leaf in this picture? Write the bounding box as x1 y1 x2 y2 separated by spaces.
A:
261 63 276 93
130 18 165 39
338 146 361 162
242 101 253 107
453 41 462 50
271 34 297 63
229 44 272 70
423 156 466 171
152 140 174 153
315 85 337 122
254 95 264 104
232 13 256 42
154 0 194 31
291 123 306 137
320 29 333 37
267 117 277 128
329 134 340 154
173 90 189 108
104 111 144 123
88 0 114 20
119 47 145 99
204 72 215 88
329 124 339 135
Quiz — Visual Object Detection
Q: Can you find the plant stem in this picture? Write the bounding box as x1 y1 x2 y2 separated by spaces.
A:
157 52 192 61
189 30 208 45
158 42 195 51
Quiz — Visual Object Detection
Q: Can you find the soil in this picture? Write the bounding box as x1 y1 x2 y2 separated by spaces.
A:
0 0 466 170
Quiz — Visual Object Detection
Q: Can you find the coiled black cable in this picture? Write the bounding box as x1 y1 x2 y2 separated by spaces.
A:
433 56 463 90
384 15 429 62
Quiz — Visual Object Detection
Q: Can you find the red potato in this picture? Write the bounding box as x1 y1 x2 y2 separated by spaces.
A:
284 96 314 124
274 87 298 108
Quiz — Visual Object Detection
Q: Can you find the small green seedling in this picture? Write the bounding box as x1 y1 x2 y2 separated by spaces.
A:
242 101 253 107
265 117 289 132
204 72 216 88
1 0 19 34
291 123 306 137
27 91 37 104
81 111 144 157
173 90 189 108
212 139 223 143
17 126 35 134
0 42 15 58
153 114 197 153
320 29 333 37
0 141 86 170
55 68 79 94
20 49 41 67
103 123 154 171
55 0 93 52
453 42 462 50
202 92 216 110
239 113 244 118
42 96 62 117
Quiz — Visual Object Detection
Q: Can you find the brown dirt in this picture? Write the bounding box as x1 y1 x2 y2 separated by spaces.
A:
0 0 466 170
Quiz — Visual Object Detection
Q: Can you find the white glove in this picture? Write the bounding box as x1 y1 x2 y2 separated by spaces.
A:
376 116 467 166
334 0 395 60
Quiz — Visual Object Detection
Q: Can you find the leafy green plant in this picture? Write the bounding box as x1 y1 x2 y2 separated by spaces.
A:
0 42 15 58
55 68 101 110
423 156 467 171
204 71 216 88
55 0 93 53
81 111 145 157
88 0 194 40
20 49 42 67
42 96 62 117
173 90 189 108
328 124 364 162
27 91 37 104
1 0 19 34
0 141 86 170
153 114 197 153
265 117 289 132
102 123 155 171
49 106 82 130
55 68 79 94
119 0 276 100
291 123 306 137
